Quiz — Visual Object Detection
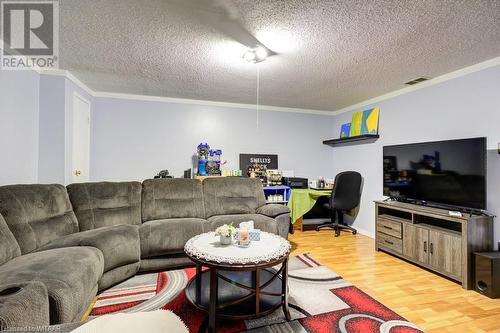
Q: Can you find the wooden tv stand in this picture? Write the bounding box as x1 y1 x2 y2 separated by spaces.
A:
375 200 494 289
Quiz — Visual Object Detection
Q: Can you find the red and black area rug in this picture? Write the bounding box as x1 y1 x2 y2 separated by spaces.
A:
90 254 423 333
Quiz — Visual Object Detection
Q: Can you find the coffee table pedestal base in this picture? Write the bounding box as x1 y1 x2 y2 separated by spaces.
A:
186 262 290 333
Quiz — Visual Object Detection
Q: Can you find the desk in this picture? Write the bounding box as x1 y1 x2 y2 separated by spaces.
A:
287 188 331 231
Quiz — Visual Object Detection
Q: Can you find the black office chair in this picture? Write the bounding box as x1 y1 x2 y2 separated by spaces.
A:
316 171 362 237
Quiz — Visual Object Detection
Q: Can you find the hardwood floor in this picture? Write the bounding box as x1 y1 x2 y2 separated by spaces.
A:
289 230 500 333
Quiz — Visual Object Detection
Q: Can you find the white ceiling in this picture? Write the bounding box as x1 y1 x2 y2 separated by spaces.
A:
59 0 500 111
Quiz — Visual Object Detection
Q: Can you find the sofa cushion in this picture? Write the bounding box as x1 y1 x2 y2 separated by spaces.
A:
0 213 21 266
207 214 278 234
0 247 104 324
139 218 209 258
37 225 140 272
67 182 142 231
203 178 266 218
0 184 79 254
142 179 205 221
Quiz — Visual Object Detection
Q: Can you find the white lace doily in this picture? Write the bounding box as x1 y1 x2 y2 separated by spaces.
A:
184 232 291 265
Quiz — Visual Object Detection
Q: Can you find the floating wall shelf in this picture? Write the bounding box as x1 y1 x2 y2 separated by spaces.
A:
322 134 380 147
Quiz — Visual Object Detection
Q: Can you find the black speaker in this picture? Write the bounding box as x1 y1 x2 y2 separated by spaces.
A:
474 252 500 298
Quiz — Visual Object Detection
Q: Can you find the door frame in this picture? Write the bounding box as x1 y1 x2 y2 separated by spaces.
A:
71 91 91 183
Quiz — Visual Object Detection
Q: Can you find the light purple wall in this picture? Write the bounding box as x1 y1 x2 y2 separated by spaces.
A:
0 70 40 185
330 65 500 241
38 75 66 184
90 98 335 182
0 71 93 185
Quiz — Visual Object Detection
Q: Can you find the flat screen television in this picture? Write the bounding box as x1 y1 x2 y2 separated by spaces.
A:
383 137 486 211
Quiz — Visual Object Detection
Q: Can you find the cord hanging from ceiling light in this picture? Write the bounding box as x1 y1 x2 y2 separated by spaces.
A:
256 64 260 131
242 46 267 131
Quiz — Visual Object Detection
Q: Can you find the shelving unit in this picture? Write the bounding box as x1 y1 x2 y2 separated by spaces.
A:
375 200 494 289
263 186 291 205
323 134 379 147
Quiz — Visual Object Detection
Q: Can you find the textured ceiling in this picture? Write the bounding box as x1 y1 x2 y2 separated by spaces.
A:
59 0 500 111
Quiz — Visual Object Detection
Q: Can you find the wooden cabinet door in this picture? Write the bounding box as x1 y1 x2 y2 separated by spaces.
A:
403 224 429 264
429 230 462 278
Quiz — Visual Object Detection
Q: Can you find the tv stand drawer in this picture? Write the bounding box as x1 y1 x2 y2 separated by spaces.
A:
377 232 402 254
377 218 402 238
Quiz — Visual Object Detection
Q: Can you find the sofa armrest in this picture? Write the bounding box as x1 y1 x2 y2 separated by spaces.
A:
274 214 291 240
0 281 50 330
256 204 290 239
256 204 290 218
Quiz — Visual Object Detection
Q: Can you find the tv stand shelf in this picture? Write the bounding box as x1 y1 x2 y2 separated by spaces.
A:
375 200 494 289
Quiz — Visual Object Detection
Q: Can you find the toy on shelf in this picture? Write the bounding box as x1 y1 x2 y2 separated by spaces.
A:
197 143 209 176
196 143 224 176
206 149 222 176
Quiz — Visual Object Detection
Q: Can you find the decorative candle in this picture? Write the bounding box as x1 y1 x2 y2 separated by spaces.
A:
239 227 249 243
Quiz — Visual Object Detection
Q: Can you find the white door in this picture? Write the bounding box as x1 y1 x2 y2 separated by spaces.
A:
72 93 91 183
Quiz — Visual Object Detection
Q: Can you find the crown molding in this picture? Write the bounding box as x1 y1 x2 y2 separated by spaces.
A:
92 91 336 115
32 56 500 117
332 56 500 115
33 69 336 115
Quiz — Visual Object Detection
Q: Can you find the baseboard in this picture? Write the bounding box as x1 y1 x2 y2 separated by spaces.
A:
354 226 375 239
297 222 376 239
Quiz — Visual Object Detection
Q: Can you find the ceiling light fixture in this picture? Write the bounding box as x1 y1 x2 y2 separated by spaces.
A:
243 49 256 62
243 46 268 63
254 46 268 61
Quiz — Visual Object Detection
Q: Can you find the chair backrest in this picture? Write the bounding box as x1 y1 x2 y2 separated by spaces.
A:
331 171 362 211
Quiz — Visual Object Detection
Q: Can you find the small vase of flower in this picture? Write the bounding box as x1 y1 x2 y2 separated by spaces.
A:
215 223 235 245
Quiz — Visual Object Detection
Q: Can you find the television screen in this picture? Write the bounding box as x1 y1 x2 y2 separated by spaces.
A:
383 137 486 210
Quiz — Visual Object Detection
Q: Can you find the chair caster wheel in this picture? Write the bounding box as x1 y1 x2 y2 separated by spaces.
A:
334 232 340 237
352 230 357 235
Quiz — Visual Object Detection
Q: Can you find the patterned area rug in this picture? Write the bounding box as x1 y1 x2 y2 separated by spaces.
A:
89 254 423 333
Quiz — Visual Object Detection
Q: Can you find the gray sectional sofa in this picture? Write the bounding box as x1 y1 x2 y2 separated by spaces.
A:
0 177 290 330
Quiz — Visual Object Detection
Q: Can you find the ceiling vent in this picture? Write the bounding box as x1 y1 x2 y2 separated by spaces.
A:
404 77 431 85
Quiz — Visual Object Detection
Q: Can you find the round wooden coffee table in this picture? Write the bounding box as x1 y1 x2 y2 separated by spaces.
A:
184 231 292 333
